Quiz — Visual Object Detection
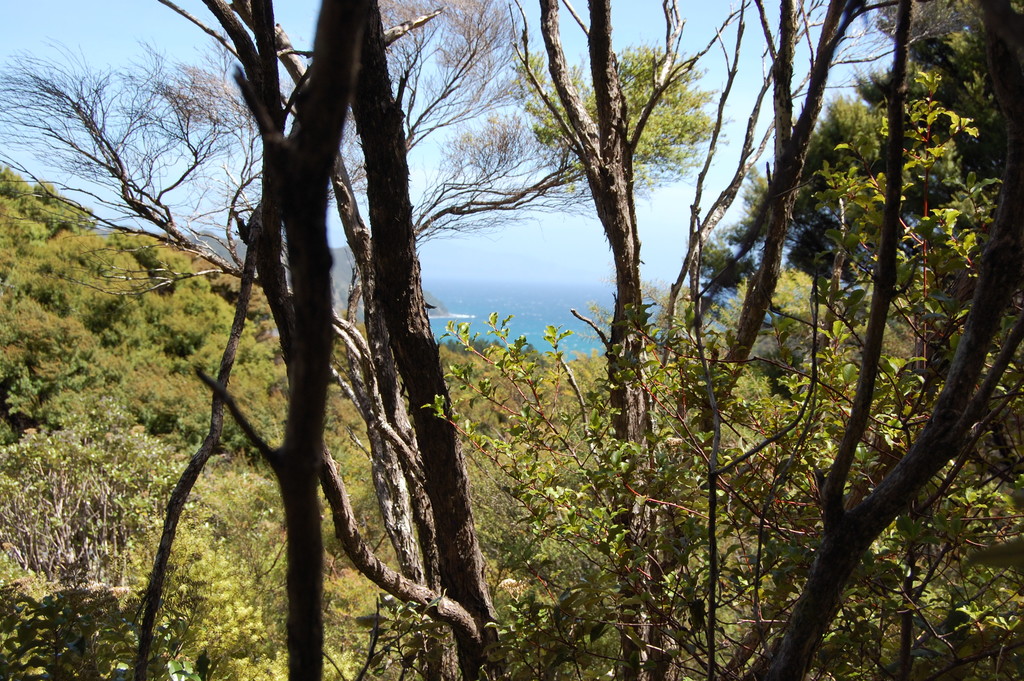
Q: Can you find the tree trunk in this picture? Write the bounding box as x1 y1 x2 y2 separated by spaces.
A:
244 1 368 678
334 172 455 679
351 2 497 677
535 1 661 675
728 0 848 362
252 9 432 590
586 0 648 444
333 168 438 589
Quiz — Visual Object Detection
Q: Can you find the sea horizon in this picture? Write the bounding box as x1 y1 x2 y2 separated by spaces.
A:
423 277 614 356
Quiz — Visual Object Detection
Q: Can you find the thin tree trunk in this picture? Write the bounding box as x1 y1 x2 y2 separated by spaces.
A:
239 1 368 677
728 0 849 362
535 2 665 675
133 238 258 681
333 173 454 679
586 0 649 444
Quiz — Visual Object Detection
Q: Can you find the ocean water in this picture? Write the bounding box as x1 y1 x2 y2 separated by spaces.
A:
424 279 614 356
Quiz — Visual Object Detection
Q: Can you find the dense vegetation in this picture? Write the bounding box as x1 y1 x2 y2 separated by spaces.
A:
0 169 392 678
1 1 1024 681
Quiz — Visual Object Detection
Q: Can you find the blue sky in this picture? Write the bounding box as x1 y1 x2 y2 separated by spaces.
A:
0 1 866 287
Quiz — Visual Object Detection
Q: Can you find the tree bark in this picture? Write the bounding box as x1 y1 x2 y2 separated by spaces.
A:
233 7 461 677
535 2 680 677
259 10 431 590
237 1 368 678
351 2 497 677
333 168 437 589
538 0 648 444
200 0 298 357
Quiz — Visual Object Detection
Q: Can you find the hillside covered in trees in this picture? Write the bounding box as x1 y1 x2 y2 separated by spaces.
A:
2 1 1024 681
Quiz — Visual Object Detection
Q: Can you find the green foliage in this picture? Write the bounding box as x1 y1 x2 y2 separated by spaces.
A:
617 46 714 188
0 450 305 679
0 167 287 451
435 74 1024 676
971 491 1024 569
0 166 383 677
0 514 290 680
861 8 1005 180
0 168 91 244
444 292 1024 678
0 585 155 681
715 10 1006 291
147 517 287 680
519 46 713 191
794 64 999 273
0 12 1019 675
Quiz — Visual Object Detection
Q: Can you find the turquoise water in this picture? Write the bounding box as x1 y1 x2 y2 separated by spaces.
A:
424 279 614 356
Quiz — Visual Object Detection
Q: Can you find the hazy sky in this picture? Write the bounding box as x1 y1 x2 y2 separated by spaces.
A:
1 1 868 286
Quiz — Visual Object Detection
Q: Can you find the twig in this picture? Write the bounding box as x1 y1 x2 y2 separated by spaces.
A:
154 0 240 59
571 308 610 350
196 369 278 463
559 354 590 427
384 8 444 46
560 0 589 36
353 599 384 680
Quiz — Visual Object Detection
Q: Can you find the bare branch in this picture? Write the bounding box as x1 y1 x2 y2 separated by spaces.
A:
200 0 261 78
384 0 516 149
196 370 277 462
385 7 444 45
560 0 589 36
571 308 610 349
511 2 587 159
318 453 484 644
155 0 240 58
538 0 601 161
628 12 726 151
415 115 583 238
0 49 259 272
664 1 772 328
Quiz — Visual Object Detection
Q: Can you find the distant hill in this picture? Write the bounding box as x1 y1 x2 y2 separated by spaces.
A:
329 247 357 306
424 290 449 316
197 235 445 314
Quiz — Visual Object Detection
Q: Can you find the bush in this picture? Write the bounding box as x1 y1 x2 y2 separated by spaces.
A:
0 403 179 584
